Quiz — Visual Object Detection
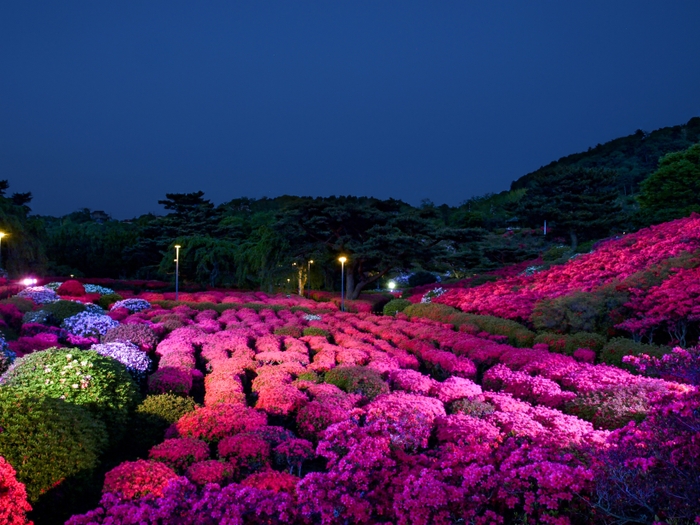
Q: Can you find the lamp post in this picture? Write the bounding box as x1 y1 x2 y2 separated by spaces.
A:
0 232 6 269
388 280 396 292
174 245 181 301
307 260 314 297
338 256 347 312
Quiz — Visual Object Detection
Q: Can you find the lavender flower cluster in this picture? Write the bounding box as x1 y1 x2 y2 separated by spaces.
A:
16 286 59 304
83 284 116 295
90 342 152 381
62 312 120 338
111 298 151 313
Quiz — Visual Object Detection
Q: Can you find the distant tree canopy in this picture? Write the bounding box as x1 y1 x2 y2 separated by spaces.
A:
511 117 700 196
0 180 45 274
516 167 622 250
637 142 700 223
12 115 700 292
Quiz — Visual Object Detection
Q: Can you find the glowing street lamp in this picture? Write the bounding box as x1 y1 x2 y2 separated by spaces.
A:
388 280 396 291
0 232 6 269
174 245 181 301
338 256 347 312
307 260 314 297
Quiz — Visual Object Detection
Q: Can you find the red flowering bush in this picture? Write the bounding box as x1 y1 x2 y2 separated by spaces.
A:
57 280 86 296
102 460 178 500
241 470 298 494
255 384 308 416
185 460 235 486
0 456 33 525
273 438 315 475
295 397 352 441
148 438 210 471
167 403 267 443
218 433 271 473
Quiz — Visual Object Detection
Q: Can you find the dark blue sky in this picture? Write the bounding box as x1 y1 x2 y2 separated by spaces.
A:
2 2 699 219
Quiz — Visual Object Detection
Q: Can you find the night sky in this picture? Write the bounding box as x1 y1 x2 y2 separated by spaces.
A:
2 2 699 219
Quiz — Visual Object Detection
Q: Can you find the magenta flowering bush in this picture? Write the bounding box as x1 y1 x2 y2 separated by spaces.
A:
148 438 210 471
59 273 700 524
102 460 179 501
166 403 267 443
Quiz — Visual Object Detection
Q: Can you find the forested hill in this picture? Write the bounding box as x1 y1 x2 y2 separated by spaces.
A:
511 116 700 195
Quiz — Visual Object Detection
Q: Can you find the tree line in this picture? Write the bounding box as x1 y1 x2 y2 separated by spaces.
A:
1 140 698 297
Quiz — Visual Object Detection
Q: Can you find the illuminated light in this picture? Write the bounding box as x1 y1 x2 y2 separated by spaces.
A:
22 277 38 286
388 280 396 290
338 256 347 264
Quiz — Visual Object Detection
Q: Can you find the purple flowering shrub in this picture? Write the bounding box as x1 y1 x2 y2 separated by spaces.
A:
110 298 151 313
91 341 152 381
16 286 59 305
62 311 120 338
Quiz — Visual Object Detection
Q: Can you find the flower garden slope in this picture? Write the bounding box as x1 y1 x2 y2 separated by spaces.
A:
433 215 700 320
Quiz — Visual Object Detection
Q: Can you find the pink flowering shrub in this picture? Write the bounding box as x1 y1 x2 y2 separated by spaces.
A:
148 438 210 471
166 403 267 443
255 384 308 416
430 376 483 403
365 392 446 450
273 438 315 475
483 364 577 408
624 345 700 385
102 460 178 500
0 456 33 525
218 433 271 473
185 460 235 486
241 469 298 494
591 387 700 523
68 477 300 524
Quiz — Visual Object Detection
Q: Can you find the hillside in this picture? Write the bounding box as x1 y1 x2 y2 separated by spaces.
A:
511 116 700 195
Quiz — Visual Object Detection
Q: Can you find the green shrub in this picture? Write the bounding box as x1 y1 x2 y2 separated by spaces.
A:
1 348 141 445
274 326 303 338
296 371 322 384
404 302 457 322
449 398 495 418
0 297 35 313
324 366 388 400
97 293 124 310
568 332 606 353
534 332 569 353
530 286 628 335
127 393 198 453
464 314 535 347
542 245 571 262
383 299 411 316
0 388 108 502
41 300 87 323
564 386 650 430
600 337 669 370
302 327 331 339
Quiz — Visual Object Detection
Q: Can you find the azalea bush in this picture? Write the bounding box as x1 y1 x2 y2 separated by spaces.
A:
61 311 120 338
90 341 152 381
0 455 33 525
16 286 59 305
0 388 108 502
102 323 159 353
1 348 141 444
